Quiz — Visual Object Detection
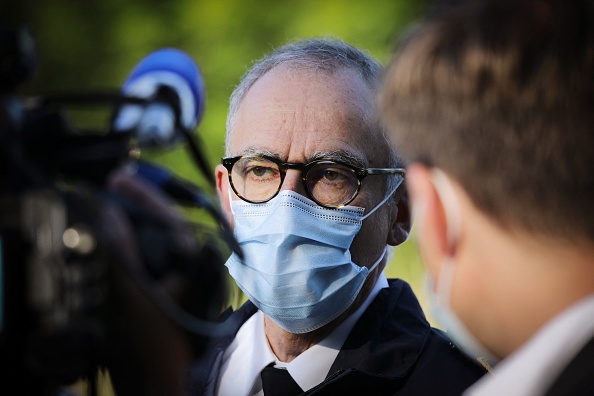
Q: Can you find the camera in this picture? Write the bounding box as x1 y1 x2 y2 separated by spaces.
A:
0 26 232 394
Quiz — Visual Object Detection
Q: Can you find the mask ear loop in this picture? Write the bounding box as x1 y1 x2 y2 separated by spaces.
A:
361 246 387 276
227 181 237 216
359 177 403 275
428 168 462 309
429 169 498 370
361 175 405 221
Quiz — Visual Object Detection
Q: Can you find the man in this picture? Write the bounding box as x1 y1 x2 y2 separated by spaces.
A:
187 38 486 395
379 0 594 395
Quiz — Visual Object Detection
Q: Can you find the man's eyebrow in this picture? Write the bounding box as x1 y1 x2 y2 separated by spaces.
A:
237 148 366 167
238 148 281 160
309 150 366 168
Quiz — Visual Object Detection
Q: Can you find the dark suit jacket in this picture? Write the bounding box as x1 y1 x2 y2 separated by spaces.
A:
544 335 594 396
187 279 487 395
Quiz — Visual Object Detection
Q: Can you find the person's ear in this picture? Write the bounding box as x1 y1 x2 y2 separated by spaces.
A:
405 164 452 276
215 164 234 228
387 182 411 246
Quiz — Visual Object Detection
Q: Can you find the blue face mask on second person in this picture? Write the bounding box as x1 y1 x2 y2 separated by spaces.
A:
225 182 401 334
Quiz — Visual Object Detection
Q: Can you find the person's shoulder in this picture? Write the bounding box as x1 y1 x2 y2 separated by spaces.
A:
405 326 489 393
544 334 594 396
185 301 259 393
427 327 488 370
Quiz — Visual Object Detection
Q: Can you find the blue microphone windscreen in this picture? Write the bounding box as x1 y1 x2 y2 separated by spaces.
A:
123 48 206 125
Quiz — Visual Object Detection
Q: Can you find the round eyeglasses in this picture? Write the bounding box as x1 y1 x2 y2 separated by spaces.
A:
222 154 405 209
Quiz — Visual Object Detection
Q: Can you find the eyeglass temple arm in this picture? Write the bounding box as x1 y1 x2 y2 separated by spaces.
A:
366 168 406 175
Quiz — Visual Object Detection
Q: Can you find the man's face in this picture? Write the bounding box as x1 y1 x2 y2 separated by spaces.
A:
217 64 407 270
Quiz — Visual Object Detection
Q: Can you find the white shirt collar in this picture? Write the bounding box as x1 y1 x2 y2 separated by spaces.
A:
286 273 389 392
464 293 594 396
216 272 389 396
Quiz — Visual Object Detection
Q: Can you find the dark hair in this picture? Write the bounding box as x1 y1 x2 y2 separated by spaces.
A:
379 0 594 242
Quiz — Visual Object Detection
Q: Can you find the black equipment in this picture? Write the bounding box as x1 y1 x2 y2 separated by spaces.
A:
0 26 236 395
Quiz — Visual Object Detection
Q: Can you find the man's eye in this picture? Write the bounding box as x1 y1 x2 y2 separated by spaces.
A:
323 170 347 181
250 166 273 177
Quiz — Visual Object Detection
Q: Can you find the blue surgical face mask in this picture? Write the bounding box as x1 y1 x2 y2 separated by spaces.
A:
225 181 401 334
421 169 499 369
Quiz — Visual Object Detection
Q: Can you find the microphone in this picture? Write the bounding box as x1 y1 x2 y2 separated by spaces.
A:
112 48 206 148
132 161 209 207
131 161 243 259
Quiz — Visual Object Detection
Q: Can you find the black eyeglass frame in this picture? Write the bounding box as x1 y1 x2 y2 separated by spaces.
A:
222 154 405 208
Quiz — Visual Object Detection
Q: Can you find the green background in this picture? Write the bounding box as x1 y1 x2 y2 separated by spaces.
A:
3 1 434 392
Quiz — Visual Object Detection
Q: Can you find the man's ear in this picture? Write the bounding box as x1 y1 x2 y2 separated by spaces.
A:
387 182 411 246
215 164 234 228
405 164 451 274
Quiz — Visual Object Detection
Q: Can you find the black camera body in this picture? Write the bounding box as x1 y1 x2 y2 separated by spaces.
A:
0 26 230 394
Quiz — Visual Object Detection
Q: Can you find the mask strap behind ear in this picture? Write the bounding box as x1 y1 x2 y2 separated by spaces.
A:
367 246 387 273
227 181 236 215
430 169 462 255
362 176 404 221
430 168 462 308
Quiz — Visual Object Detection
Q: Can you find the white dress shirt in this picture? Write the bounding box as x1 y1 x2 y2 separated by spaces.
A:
465 293 594 396
215 273 389 396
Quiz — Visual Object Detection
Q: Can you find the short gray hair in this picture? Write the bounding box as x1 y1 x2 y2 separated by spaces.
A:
225 37 403 191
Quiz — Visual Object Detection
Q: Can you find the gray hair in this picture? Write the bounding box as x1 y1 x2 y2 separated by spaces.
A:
225 37 403 191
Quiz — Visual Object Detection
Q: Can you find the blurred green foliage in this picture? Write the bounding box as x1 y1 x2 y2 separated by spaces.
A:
3 0 435 393
3 0 432 306
3 0 433 311
3 0 427 177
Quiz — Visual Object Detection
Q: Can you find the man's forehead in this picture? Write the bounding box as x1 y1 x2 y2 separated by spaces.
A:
229 65 385 166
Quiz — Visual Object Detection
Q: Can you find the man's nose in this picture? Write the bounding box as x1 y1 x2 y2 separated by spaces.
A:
279 169 307 196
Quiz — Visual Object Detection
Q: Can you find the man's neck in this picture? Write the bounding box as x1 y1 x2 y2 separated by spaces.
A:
263 316 333 362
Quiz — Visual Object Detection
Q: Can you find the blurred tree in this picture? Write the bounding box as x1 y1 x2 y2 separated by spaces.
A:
1 0 432 393
1 0 432 317
2 0 427 177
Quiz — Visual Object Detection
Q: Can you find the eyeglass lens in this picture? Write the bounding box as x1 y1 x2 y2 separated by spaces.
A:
230 156 360 207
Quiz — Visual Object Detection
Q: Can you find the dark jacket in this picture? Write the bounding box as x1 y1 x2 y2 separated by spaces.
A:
187 279 487 395
544 334 594 396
